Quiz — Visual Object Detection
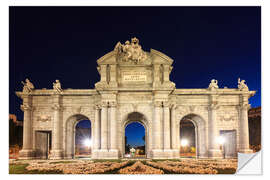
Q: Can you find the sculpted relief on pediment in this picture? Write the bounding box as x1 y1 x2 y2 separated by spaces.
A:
114 37 150 65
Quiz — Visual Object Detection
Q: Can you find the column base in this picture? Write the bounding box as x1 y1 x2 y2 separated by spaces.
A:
239 149 253 154
151 149 179 159
92 149 120 159
50 150 64 159
19 149 35 159
208 149 223 159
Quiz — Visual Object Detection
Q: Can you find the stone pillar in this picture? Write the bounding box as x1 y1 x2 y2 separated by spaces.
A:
101 101 108 150
110 101 117 150
19 95 34 159
51 97 63 159
239 103 253 153
153 64 161 87
171 104 178 149
94 104 101 150
163 102 171 150
100 65 107 82
153 101 162 150
109 65 117 87
208 99 222 158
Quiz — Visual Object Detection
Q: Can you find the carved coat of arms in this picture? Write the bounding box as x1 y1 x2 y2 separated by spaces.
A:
114 37 147 64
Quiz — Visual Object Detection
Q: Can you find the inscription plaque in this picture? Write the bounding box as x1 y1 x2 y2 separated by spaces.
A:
122 71 147 82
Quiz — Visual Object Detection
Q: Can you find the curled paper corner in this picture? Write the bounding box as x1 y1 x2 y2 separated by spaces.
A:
236 151 262 174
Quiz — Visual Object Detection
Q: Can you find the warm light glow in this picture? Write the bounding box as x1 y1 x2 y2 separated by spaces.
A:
84 139 92 148
181 139 189 147
217 136 225 145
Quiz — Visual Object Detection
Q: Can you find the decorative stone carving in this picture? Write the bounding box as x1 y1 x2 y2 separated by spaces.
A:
37 114 51 122
189 106 196 112
72 106 82 114
114 37 147 64
21 78 34 93
208 79 219 90
219 114 235 121
238 78 249 91
163 101 170 107
53 80 63 93
51 104 62 111
132 103 138 111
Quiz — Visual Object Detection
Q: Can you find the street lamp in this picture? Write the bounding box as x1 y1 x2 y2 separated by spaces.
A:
181 139 189 154
217 136 225 159
84 138 92 148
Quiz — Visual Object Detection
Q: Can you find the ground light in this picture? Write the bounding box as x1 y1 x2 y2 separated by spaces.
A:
181 139 189 147
217 136 226 159
84 138 92 148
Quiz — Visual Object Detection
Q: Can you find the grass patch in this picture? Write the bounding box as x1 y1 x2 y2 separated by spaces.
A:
9 164 63 174
49 161 76 164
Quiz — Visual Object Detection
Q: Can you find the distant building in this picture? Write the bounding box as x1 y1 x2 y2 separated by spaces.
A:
248 107 261 151
9 114 23 147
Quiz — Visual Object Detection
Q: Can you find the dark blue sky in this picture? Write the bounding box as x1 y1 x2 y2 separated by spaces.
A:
9 7 261 146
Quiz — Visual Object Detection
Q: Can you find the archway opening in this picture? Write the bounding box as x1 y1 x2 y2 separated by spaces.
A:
124 112 147 158
180 118 196 158
75 119 92 158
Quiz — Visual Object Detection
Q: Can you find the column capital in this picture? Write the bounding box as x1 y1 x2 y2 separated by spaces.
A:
20 104 32 111
239 104 251 111
208 102 220 111
109 101 117 108
94 104 101 110
154 101 162 107
51 104 63 111
163 101 170 108
101 101 108 108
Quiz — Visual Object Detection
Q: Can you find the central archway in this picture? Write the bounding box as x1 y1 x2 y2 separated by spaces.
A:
122 112 149 158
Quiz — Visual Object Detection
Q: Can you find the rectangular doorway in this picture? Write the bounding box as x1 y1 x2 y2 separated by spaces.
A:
35 131 51 159
220 130 237 158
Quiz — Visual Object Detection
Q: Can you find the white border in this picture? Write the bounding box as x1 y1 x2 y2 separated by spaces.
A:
3 0 267 180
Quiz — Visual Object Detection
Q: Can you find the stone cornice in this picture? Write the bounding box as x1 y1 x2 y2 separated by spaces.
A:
173 89 256 96
16 89 98 98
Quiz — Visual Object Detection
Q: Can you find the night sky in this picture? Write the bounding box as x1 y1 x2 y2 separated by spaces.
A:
9 7 261 146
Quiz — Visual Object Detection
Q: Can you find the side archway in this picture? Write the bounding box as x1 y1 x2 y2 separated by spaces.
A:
179 114 207 158
65 114 92 159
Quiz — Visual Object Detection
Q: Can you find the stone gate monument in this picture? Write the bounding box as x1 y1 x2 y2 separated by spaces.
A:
16 37 255 159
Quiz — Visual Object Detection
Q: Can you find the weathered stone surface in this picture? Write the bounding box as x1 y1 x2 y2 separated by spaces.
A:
16 38 256 159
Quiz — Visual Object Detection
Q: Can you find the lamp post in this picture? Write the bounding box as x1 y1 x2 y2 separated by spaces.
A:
217 136 225 159
84 138 92 155
181 139 189 155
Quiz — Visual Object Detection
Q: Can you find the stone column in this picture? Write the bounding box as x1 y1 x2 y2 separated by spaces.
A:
19 95 34 159
239 103 253 153
163 102 171 150
101 101 108 150
51 100 63 159
171 104 177 149
208 100 222 158
153 101 162 149
94 104 101 150
110 101 117 150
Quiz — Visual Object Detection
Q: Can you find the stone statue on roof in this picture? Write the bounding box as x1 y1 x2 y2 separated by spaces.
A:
21 78 34 93
238 78 249 91
208 79 219 90
53 79 63 93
